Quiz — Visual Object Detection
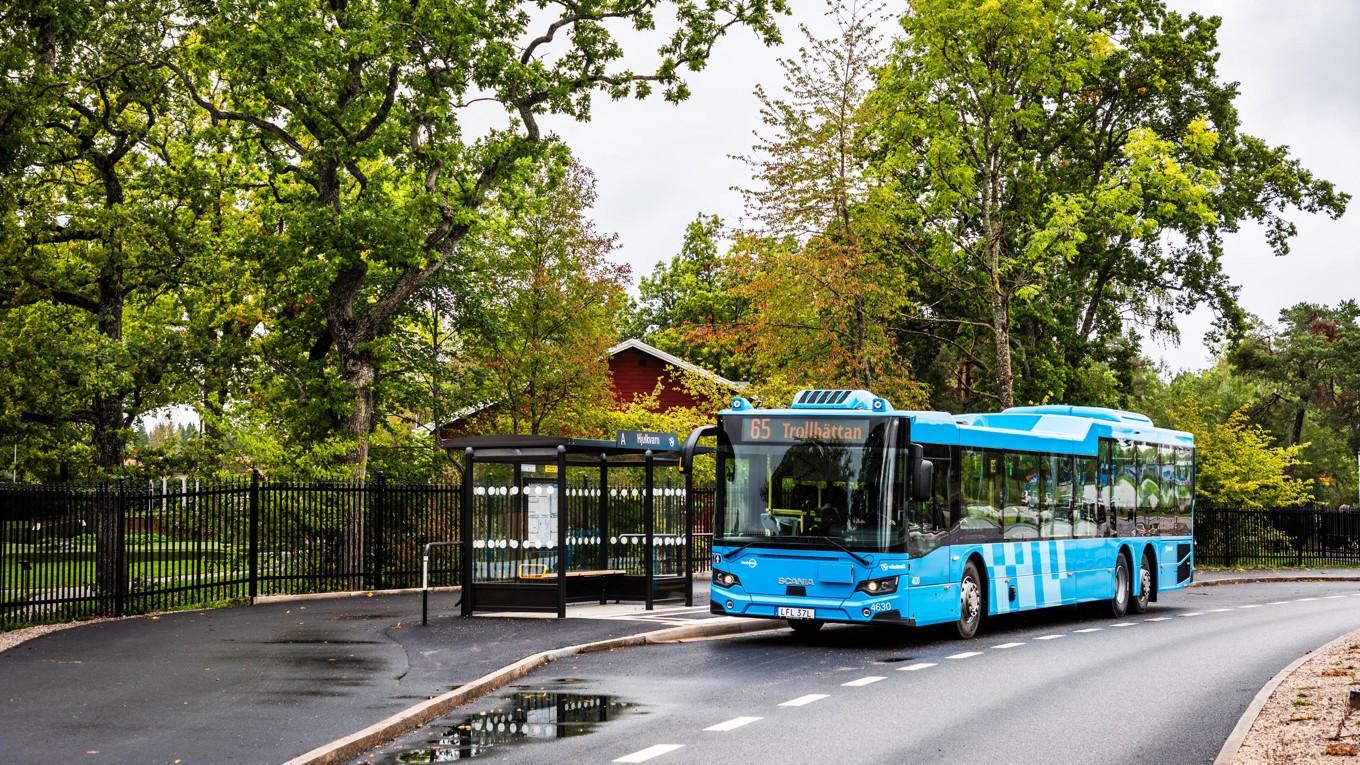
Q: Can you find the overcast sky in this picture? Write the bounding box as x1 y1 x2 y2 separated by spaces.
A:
540 0 1359 374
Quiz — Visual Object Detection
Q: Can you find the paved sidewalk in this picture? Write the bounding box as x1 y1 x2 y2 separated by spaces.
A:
1194 567 1360 585
0 589 713 765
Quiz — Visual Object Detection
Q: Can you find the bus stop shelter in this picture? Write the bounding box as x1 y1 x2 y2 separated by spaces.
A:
440 435 700 618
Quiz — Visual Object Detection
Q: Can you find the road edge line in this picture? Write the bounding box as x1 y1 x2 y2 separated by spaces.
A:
1190 576 1360 588
280 618 783 765
1212 629 1358 765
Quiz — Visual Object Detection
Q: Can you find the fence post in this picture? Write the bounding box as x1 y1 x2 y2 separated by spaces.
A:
372 471 386 591
249 469 260 602
114 478 128 617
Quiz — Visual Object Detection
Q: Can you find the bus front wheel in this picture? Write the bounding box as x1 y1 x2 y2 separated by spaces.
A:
1108 554 1131 618
956 561 984 639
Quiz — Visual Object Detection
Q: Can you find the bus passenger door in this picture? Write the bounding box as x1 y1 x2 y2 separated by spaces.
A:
904 446 954 624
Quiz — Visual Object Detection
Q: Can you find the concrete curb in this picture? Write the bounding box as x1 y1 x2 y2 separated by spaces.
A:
1212 628 1359 765
280 617 783 765
1190 576 1360 588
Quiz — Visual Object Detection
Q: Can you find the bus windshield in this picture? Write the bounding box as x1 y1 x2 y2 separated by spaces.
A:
716 415 904 552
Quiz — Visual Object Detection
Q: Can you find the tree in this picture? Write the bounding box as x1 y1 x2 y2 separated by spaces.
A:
623 213 753 382
174 0 788 475
1229 301 1360 504
0 0 225 475
867 0 1347 409
1231 302 1360 449
1188 408 1312 509
735 0 925 406
465 162 627 435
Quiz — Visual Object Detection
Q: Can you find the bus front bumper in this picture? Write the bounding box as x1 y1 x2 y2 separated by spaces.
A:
709 591 915 626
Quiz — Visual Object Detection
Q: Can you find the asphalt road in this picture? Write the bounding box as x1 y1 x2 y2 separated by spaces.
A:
361 581 1360 764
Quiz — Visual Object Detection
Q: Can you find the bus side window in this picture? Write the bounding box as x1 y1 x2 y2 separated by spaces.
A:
1073 457 1097 537
1113 440 1137 537
1042 455 1072 539
1137 443 1159 537
1097 441 1113 536
960 448 1001 531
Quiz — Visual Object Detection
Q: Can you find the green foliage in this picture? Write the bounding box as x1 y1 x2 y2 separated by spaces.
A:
865 0 1347 409
623 213 752 382
1178 405 1313 509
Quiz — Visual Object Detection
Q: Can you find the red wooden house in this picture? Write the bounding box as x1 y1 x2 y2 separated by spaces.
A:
607 338 745 411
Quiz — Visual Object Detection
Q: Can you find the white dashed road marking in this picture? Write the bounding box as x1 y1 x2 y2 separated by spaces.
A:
994 642 1026 649
842 676 886 687
1208 608 1232 613
1239 604 1262 609
1324 595 1346 599
1110 622 1136 627
779 694 830 708
615 744 685 763
1266 601 1291 605
1295 597 1319 602
1073 628 1103 633
1181 612 1203 617
704 717 762 732
898 663 937 672
1035 634 1067 640
946 651 983 659
1144 617 1171 622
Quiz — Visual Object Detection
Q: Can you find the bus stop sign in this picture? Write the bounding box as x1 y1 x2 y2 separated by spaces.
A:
615 430 681 451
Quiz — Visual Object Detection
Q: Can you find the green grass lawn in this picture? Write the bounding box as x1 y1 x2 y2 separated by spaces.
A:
2 539 246 595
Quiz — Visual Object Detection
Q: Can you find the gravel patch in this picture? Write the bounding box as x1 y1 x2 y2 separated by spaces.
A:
0 620 108 653
1235 628 1360 763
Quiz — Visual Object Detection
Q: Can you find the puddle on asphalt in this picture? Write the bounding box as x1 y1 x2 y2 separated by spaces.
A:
873 656 918 664
364 681 639 763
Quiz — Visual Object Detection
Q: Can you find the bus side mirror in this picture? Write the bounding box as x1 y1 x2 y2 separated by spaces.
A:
913 459 934 502
908 443 933 502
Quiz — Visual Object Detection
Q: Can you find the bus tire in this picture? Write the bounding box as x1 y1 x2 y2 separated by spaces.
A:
1130 552 1153 614
1108 553 1131 618
956 560 984 639
788 619 824 635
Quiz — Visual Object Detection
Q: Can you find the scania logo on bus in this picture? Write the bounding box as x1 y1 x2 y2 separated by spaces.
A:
777 577 814 586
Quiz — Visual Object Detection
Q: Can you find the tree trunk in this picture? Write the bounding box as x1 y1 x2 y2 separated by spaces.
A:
337 345 374 589
990 294 1014 410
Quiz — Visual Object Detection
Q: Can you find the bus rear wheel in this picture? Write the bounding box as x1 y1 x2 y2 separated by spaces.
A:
788 619 824 635
1108 554 1131 618
956 561 984 639
1130 553 1153 614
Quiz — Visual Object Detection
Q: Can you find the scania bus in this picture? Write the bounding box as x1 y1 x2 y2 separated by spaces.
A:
696 389 1195 638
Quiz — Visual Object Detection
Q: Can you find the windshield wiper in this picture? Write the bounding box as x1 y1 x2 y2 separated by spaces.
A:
792 535 873 567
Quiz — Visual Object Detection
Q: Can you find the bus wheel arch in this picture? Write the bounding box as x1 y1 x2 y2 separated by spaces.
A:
1131 546 1157 613
955 554 988 639
1108 546 1133 618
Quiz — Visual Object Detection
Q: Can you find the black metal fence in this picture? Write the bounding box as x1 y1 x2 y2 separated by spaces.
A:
1 473 716 630
1194 507 1360 567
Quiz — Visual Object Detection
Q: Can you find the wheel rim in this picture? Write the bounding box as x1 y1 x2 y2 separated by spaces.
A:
1116 562 1129 605
1140 565 1152 604
960 575 982 627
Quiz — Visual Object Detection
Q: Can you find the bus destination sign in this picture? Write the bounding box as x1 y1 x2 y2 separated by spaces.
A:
738 417 872 444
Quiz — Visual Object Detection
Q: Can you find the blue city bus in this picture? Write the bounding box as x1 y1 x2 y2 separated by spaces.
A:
700 389 1195 638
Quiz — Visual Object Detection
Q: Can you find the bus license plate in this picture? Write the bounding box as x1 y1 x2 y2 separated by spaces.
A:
777 607 815 619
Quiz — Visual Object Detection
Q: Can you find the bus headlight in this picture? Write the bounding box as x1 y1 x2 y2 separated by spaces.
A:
856 576 898 596
714 570 741 588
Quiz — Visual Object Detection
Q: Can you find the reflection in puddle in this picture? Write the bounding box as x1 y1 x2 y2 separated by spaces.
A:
373 684 638 763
